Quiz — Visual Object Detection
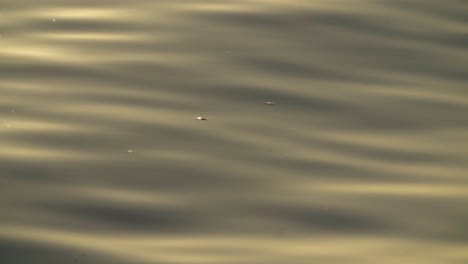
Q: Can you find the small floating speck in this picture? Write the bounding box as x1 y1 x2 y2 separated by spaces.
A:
265 101 276 105
196 116 208 121
127 149 134 154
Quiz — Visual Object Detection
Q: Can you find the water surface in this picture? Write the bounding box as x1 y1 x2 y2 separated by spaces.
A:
1 1 468 263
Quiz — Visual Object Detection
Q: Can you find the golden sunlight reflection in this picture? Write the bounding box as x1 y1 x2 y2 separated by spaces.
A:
1 0 467 263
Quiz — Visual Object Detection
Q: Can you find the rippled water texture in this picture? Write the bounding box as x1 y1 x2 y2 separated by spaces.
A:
1 0 468 263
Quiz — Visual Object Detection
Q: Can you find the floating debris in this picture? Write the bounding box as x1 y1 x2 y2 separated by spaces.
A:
196 116 208 121
265 101 276 105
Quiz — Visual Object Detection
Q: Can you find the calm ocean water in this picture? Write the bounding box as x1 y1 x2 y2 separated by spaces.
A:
1 1 468 263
